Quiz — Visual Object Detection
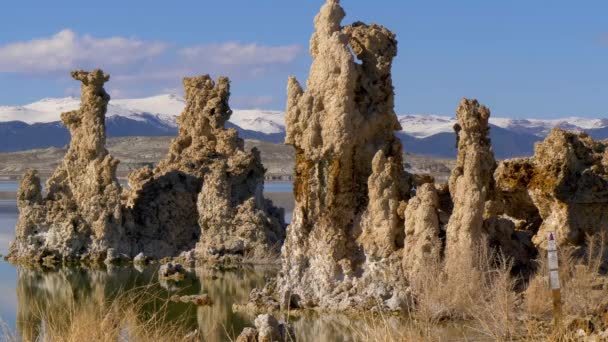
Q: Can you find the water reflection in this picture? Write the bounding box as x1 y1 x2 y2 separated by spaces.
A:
6 263 477 341
0 199 17 255
13 265 271 341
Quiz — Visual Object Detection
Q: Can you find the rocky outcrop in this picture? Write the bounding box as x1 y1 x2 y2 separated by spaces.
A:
279 0 410 310
9 69 125 263
495 128 608 250
236 314 295 342
444 99 495 272
402 183 442 275
125 75 285 260
10 70 284 264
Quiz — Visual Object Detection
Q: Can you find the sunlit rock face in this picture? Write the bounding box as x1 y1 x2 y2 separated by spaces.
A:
495 128 608 251
442 99 537 274
9 69 125 262
444 99 496 273
125 75 285 260
279 0 411 310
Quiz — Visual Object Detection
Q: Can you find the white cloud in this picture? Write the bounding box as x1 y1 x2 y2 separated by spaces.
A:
0 29 168 72
0 30 302 77
0 30 303 108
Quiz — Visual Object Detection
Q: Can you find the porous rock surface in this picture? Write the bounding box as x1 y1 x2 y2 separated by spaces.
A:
125 75 285 260
440 99 536 272
279 0 411 310
402 183 442 275
11 71 284 263
9 69 125 263
236 314 295 342
444 99 496 272
495 128 608 250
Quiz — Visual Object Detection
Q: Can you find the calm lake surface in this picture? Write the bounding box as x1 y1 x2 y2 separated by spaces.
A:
0 181 293 194
0 182 306 341
0 181 472 341
0 181 376 341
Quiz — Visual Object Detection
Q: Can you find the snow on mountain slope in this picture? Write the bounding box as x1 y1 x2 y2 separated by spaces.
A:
397 114 608 138
1 94 606 140
490 117 608 137
113 94 183 127
2 96 170 124
397 114 455 138
230 109 285 134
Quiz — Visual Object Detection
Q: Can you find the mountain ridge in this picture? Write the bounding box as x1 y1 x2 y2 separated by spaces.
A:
0 94 606 158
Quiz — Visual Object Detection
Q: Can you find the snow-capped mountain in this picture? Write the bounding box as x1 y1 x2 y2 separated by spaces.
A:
0 94 286 134
0 94 606 158
0 96 178 126
396 114 608 138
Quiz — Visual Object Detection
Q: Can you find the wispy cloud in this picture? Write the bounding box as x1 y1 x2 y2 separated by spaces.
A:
0 29 168 72
0 30 303 107
0 29 303 81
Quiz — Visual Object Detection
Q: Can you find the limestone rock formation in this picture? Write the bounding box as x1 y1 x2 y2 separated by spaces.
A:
279 0 410 310
495 128 608 250
444 99 495 272
125 75 285 260
402 183 442 275
9 69 124 263
236 314 295 342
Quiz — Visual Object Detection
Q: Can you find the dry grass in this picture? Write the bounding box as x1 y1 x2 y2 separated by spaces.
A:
0 319 17 342
3 284 204 342
523 234 608 339
2 236 606 342
398 235 608 341
405 242 519 340
349 311 469 342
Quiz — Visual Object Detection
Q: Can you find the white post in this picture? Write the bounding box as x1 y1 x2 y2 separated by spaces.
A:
547 232 562 328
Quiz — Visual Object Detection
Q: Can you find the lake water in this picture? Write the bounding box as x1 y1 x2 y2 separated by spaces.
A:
0 181 474 341
0 181 293 194
0 182 303 340
0 182 18 192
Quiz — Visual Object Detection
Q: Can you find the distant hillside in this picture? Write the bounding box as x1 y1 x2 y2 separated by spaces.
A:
397 125 542 159
0 137 455 182
1 93 605 157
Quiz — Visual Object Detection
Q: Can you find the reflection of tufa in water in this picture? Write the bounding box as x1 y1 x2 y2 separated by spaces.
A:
13 264 272 341
9 71 286 264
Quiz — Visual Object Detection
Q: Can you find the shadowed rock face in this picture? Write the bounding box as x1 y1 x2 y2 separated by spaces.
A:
279 0 411 310
125 75 285 260
402 183 442 275
9 69 125 262
495 128 608 250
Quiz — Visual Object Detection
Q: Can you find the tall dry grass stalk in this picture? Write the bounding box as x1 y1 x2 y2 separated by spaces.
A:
350 234 606 341
5 284 206 342
349 310 474 342
0 319 17 342
524 233 608 339
406 241 520 340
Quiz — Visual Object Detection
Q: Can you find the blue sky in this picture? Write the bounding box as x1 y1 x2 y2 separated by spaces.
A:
0 0 606 118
